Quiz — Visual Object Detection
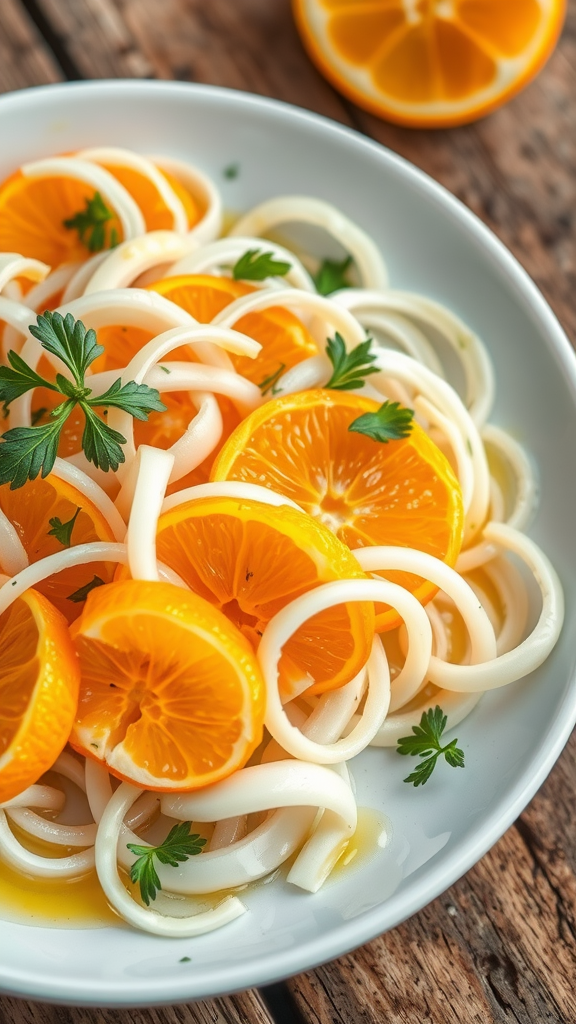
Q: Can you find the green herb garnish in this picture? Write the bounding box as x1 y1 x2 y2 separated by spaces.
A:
325 332 378 392
67 574 106 604
223 163 240 180
348 400 414 443
232 248 291 282
314 255 353 296
397 706 465 787
128 822 207 906
0 311 166 489
63 191 118 253
257 362 286 396
48 506 81 548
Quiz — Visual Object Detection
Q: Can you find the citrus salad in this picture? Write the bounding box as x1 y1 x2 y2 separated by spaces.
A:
0 147 563 938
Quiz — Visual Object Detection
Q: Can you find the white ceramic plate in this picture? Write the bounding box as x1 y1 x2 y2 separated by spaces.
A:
0 80 575 1008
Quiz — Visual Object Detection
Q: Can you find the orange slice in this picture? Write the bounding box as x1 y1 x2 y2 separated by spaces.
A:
153 495 374 695
69 579 265 792
0 588 80 803
293 0 566 128
146 274 319 385
0 476 116 623
95 164 201 232
0 171 123 267
211 390 463 630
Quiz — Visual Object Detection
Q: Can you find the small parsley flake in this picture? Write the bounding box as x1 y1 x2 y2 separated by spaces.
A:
67 575 106 604
314 255 353 296
48 506 81 548
397 706 465 787
128 822 206 906
63 192 117 253
257 363 286 396
223 163 240 180
232 249 291 282
348 400 414 443
325 333 378 391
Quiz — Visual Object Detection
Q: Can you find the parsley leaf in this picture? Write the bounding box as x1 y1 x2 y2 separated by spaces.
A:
397 706 466 787
67 575 106 604
232 249 291 282
325 333 379 391
86 378 166 420
314 255 353 296
257 363 286 396
48 506 81 548
348 400 414 443
0 403 74 490
80 404 126 474
0 312 165 489
30 311 103 388
0 351 58 413
128 822 207 906
63 191 116 253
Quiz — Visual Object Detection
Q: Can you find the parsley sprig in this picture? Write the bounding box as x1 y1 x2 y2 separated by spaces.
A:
349 400 414 443
397 706 465 787
0 311 166 489
314 255 353 296
63 192 118 253
232 248 291 282
325 332 378 391
128 822 207 906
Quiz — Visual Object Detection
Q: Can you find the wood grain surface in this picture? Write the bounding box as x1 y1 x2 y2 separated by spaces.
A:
0 2 575 1022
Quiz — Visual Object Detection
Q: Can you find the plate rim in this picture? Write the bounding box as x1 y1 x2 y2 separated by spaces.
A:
0 77 575 1007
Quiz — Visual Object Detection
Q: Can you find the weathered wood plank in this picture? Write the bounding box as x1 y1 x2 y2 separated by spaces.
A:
0 0 62 94
32 0 153 79
0 988 274 1024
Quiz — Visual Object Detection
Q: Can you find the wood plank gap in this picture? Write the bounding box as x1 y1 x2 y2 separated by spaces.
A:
17 0 85 80
260 982 310 1024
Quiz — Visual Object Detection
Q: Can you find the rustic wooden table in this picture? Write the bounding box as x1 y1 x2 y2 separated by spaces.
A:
1 1 575 1022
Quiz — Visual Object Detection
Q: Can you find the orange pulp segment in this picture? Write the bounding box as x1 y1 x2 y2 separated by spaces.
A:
211 389 464 630
96 163 201 232
146 274 319 384
293 0 566 128
0 588 80 803
154 495 375 696
69 580 265 792
0 476 116 623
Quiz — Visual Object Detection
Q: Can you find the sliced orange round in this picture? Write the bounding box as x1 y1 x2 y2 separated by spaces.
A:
0 171 122 267
69 579 265 792
293 0 566 128
211 390 464 630
0 476 116 623
146 274 318 385
153 495 374 696
0 588 80 803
